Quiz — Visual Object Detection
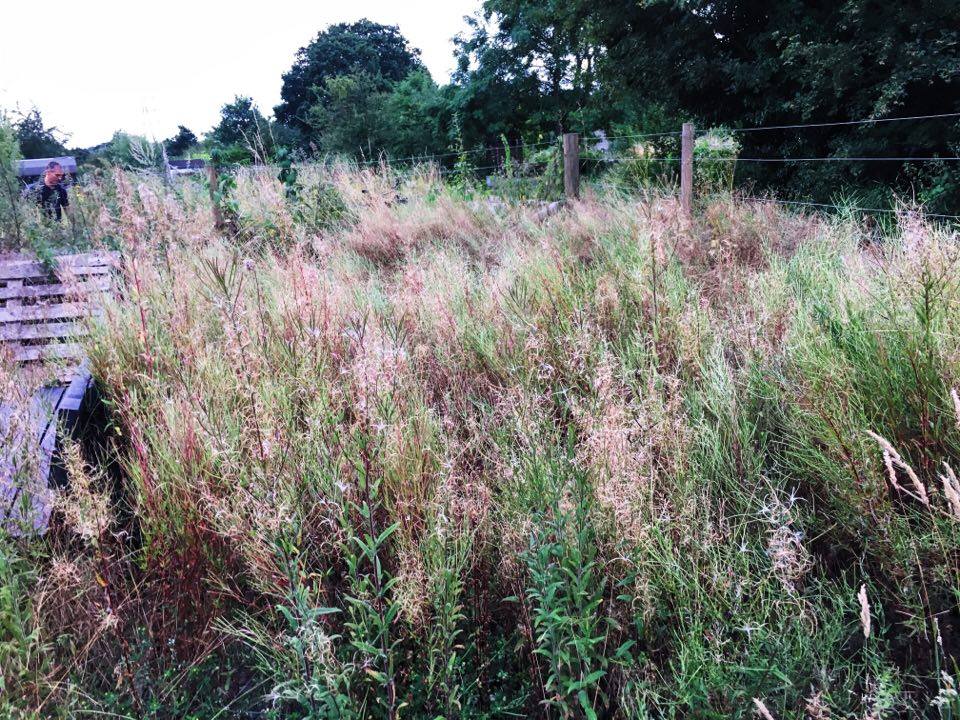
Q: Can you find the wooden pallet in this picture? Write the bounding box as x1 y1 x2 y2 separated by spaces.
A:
0 251 118 533
0 251 117 367
0 373 91 533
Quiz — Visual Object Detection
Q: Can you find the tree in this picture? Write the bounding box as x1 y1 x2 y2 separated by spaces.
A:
605 0 960 208
380 71 450 158
473 1 598 132
308 73 387 156
309 70 451 159
164 125 198 157
211 96 271 160
275 19 425 134
13 108 67 158
450 4 605 150
450 13 543 149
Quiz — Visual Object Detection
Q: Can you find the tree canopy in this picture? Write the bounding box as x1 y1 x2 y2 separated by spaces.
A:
274 19 425 133
13 108 67 159
212 96 269 147
164 125 198 157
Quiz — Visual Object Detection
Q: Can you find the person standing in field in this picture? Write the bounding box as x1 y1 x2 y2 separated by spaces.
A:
27 161 70 221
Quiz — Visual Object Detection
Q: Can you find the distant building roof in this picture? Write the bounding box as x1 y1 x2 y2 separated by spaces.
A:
17 156 77 177
168 158 205 170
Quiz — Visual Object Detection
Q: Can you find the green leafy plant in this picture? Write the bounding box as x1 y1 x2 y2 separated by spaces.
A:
272 536 351 718
420 514 472 717
604 137 679 194
694 128 740 196
340 426 402 719
0 113 24 248
277 149 354 235
448 115 476 200
0 538 47 719
517 452 634 719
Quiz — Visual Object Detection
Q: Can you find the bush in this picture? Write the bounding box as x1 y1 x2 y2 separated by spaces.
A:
0 114 23 248
694 127 740 195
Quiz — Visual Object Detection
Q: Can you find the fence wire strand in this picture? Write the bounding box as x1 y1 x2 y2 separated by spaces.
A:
715 156 960 163
740 196 960 220
714 111 960 134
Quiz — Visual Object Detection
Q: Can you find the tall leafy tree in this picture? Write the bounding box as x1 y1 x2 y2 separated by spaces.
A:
481 0 598 132
308 73 387 156
310 70 451 159
211 96 270 152
0 114 24 246
643 0 960 206
164 125 198 157
449 14 542 149
13 108 67 158
380 70 451 158
275 19 425 133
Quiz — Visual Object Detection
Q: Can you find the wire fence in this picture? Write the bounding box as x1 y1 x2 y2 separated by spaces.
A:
210 109 960 222
355 136 564 168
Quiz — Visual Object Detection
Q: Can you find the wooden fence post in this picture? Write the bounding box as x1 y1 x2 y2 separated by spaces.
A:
207 162 224 231
681 122 694 218
563 133 580 200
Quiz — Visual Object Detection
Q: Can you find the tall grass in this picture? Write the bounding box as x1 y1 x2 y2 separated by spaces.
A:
2 161 960 718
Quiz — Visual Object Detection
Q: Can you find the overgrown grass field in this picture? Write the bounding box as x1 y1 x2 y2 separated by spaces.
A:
3 165 960 718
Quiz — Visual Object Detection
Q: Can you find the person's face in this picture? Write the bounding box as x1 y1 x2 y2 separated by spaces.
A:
44 166 64 186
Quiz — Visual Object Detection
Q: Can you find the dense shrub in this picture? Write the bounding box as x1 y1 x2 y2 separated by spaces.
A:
0 115 23 248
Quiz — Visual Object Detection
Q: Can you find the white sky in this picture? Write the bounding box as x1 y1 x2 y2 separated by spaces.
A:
0 1 479 148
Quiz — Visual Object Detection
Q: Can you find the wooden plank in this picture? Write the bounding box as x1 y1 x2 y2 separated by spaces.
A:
13 343 85 362
0 251 119 282
0 302 94 324
1 342 22 359
25 250 120 267
0 322 86 342
0 263 117 281
0 277 112 302
0 251 114 272
0 392 56 534
0 252 116 377
0 251 113 268
60 368 92 411
5 280 22 309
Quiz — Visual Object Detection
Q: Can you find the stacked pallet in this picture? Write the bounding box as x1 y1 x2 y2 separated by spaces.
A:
0 251 117 368
0 251 118 533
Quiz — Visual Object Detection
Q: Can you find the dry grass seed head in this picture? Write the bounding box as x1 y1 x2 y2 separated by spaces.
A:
753 697 778 720
763 491 813 592
939 462 960 520
805 691 832 719
866 431 929 506
56 442 112 543
858 584 872 638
